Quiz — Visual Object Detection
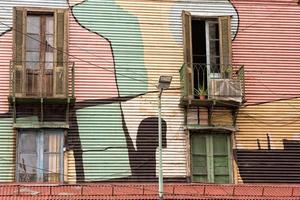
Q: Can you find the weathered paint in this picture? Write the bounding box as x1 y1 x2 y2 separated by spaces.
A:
0 30 15 181
236 98 300 183
0 0 239 183
72 0 148 97
233 1 300 183
1 0 299 185
232 0 300 105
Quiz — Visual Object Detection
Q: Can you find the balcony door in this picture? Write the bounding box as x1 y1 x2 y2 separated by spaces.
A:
26 14 54 96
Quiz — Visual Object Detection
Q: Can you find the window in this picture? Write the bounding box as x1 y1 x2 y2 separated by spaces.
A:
16 129 64 182
182 11 232 99
13 8 68 97
190 133 232 183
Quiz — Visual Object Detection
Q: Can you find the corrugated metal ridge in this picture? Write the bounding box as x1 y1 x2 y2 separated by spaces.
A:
0 183 300 199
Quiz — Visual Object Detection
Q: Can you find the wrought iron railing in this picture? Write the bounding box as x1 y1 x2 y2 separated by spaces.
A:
179 63 245 103
9 61 75 99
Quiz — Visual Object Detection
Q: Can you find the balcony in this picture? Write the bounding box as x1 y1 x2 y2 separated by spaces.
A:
179 63 245 108
9 61 75 104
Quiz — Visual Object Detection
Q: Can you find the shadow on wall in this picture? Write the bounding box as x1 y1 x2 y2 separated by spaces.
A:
235 134 300 183
123 116 167 180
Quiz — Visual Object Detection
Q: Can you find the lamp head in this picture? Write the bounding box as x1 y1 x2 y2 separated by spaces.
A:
157 75 172 90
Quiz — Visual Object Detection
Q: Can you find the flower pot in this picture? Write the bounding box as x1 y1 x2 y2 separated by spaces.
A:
199 95 206 100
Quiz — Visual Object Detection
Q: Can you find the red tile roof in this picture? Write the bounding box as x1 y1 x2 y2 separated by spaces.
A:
0 183 300 199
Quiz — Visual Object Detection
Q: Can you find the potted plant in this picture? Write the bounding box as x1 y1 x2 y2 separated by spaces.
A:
194 86 207 100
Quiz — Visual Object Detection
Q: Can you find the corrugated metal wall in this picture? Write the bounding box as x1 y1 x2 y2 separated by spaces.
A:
1 0 299 184
67 0 187 182
0 31 14 182
66 0 240 182
233 0 300 183
0 0 239 183
0 1 68 182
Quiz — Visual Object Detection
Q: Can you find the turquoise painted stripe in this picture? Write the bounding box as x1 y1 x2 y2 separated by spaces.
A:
76 103 131 180
0 118 14 182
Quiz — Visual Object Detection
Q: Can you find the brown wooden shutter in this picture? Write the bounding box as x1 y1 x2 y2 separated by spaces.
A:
13 8 26 96
182 10 193 99
54 9 68 97
219 16 232 78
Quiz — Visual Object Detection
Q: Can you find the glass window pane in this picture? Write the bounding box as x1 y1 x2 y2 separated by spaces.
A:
46 35 53 52
26 52 39 69
27 16 40 34
19 133 37 153
18 153 38 182
26 34 40 51
44 133 61 153
43 154 60 182
45 52 53 69
46 16 54 34
209 22 219 40
44 131 62 182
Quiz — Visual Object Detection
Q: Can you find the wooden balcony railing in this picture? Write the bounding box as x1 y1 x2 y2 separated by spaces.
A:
9 61 75 101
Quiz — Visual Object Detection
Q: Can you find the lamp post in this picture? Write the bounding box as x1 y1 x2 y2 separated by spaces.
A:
157 75 172 200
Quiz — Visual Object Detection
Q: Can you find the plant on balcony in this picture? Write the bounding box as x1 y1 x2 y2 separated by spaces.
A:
194 86 207 100
222 65 233 79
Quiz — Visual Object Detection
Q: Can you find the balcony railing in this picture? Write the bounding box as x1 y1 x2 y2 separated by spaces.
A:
9 61 75 101
179 63 245 105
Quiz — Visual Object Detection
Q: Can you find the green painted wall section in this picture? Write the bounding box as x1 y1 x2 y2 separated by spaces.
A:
0 118 14 182
76 103 131 180
72 0 148 97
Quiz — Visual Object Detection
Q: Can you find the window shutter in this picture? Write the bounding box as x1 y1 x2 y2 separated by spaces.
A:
182 10 193 99
54 9 68 97
13 8 26 95
191 134 208 182
212 134 231 183
218 16 232 78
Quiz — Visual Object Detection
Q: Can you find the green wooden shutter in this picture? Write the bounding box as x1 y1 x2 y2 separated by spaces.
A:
54 9 68 97
182 11 193 99
191 134 208 182
219 16 232 78
13 8 26 95
212 134 231 183
191 133 232 183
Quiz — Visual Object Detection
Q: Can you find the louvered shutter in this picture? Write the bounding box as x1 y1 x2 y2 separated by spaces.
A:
219 16 232 78
182 11 193 99
213 134 231 183
13 8 26 96
54 9 68 97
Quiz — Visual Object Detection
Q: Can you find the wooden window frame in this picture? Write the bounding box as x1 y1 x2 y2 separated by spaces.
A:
190 133 233 183
16 129 64 183
13 7 69 98
182 11 232 98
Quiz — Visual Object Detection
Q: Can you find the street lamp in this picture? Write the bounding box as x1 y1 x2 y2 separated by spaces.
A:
157 75 172 200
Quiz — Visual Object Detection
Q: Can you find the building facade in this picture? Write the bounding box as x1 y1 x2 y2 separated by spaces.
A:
0 0 299 186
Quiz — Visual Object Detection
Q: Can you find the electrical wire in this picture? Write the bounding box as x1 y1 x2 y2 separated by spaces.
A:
0 20 156 89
